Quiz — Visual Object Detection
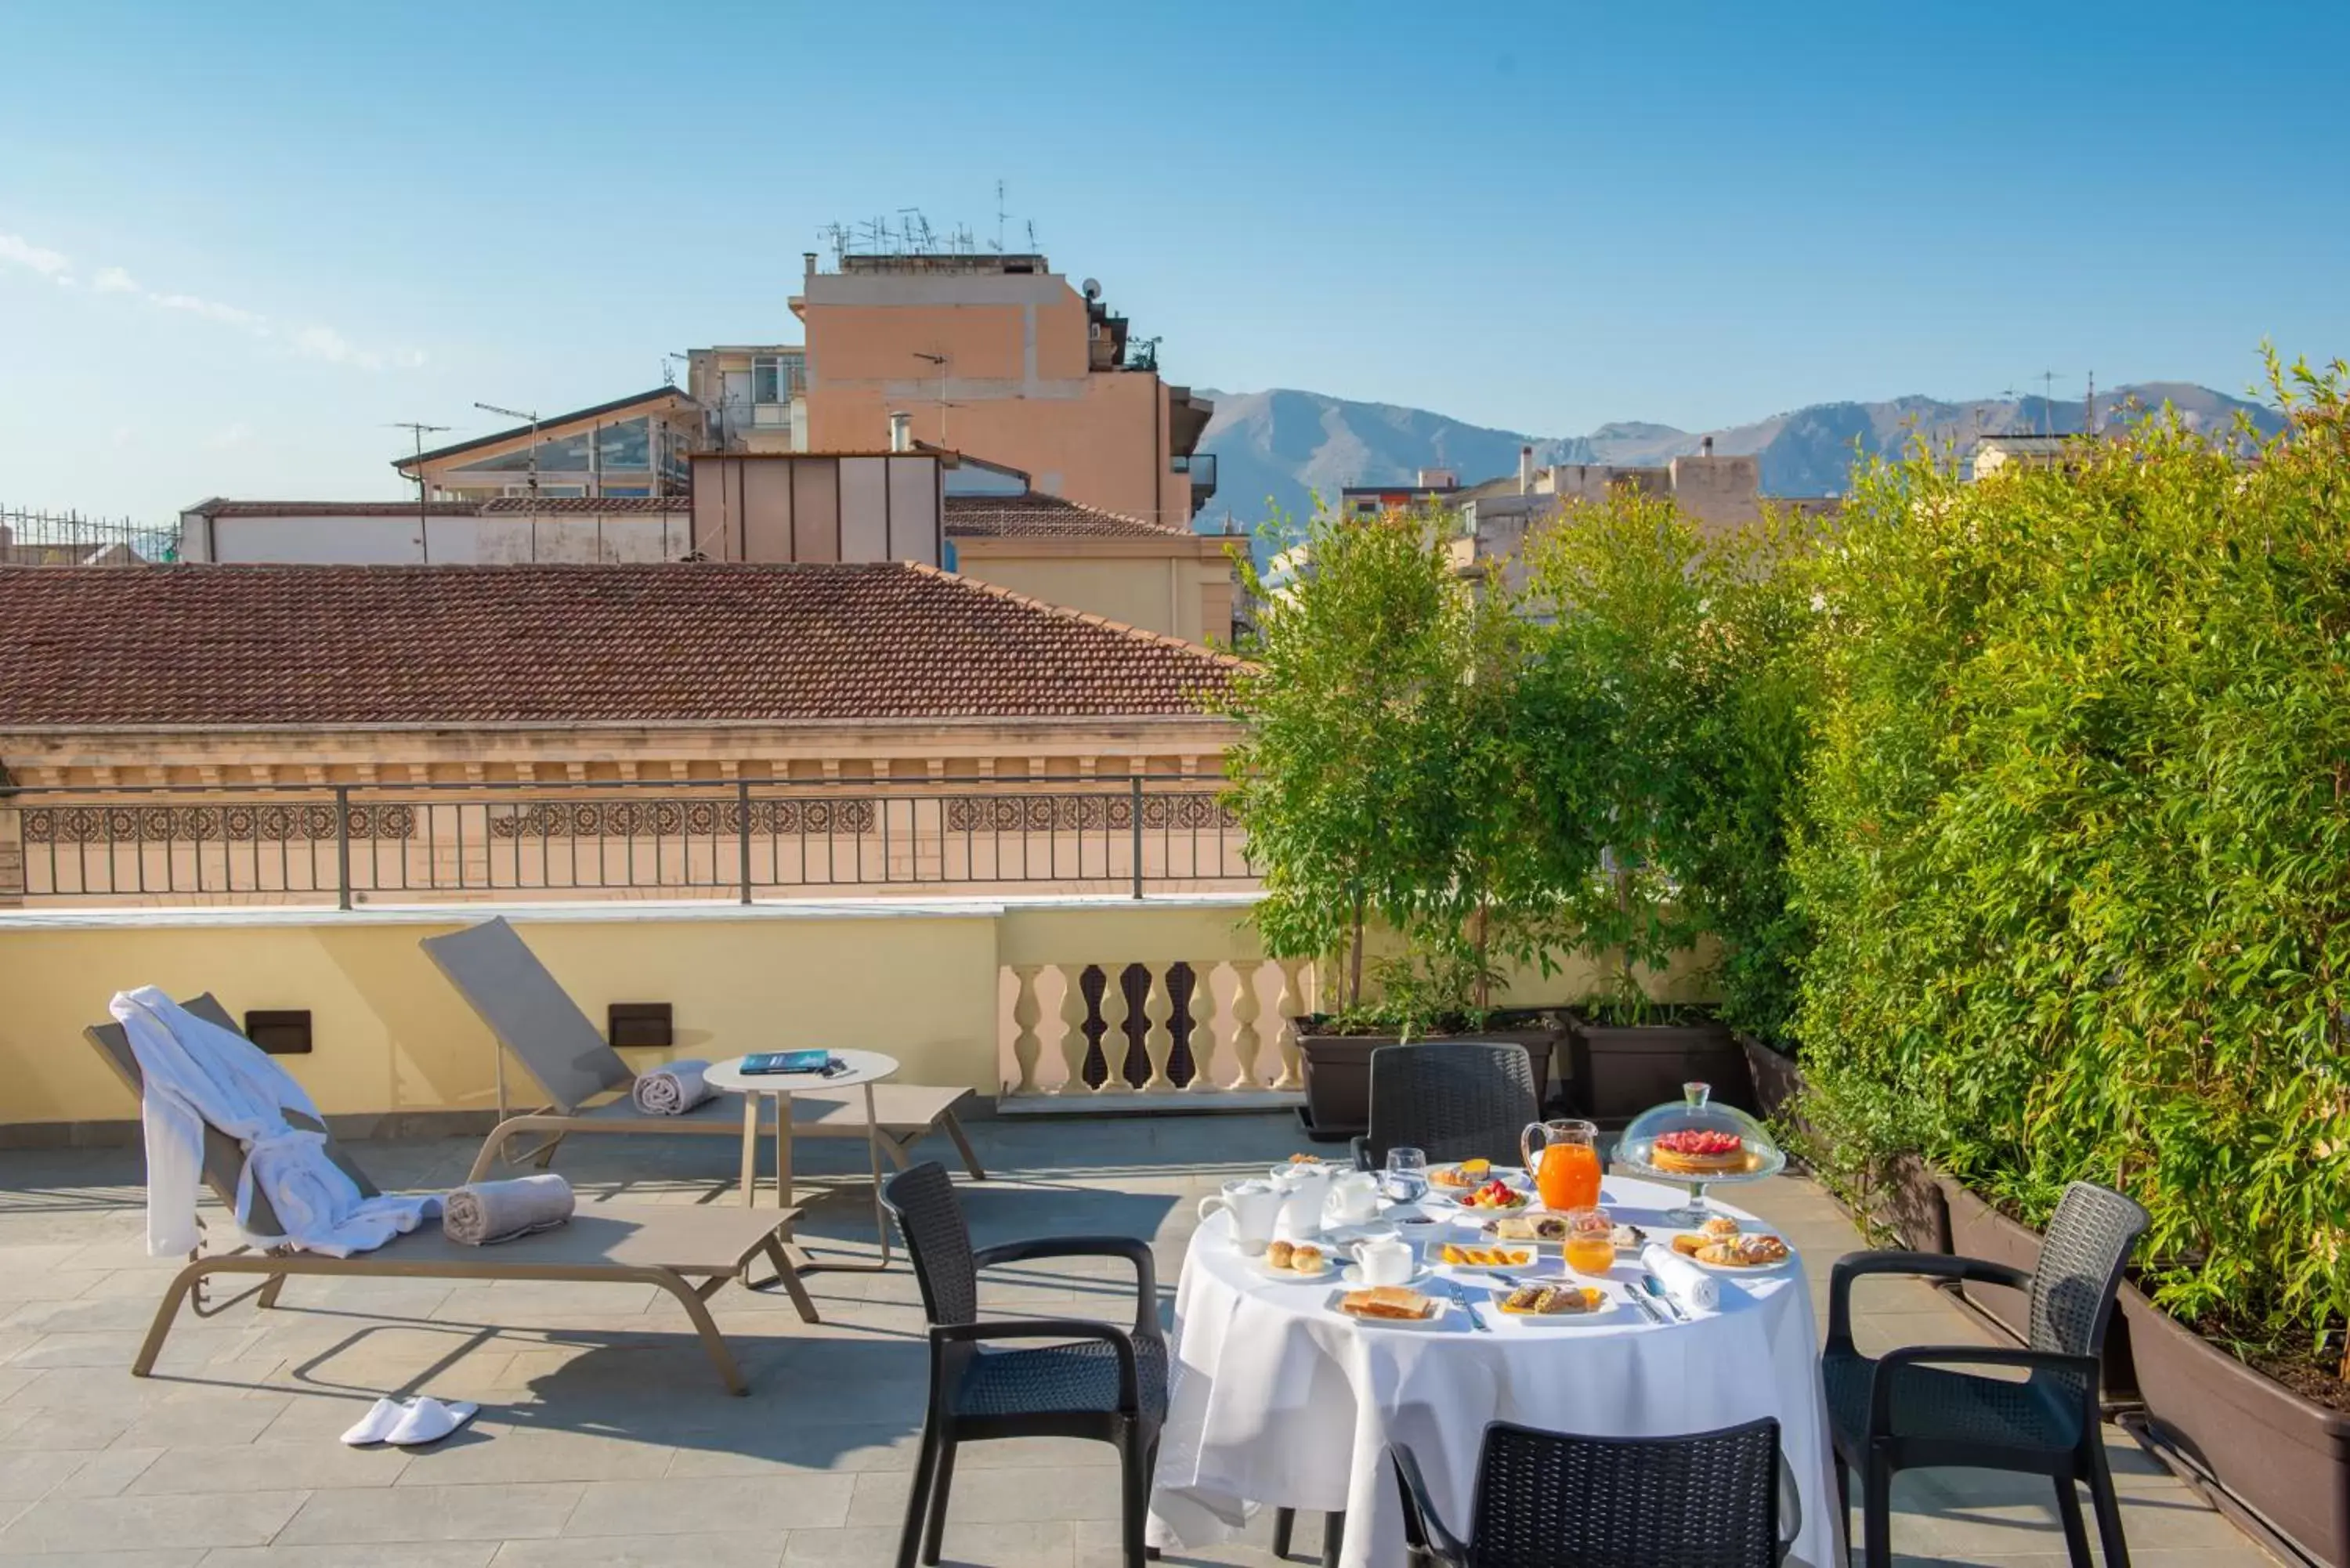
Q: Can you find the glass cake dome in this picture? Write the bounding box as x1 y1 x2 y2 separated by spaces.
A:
1614 1082 1784 1225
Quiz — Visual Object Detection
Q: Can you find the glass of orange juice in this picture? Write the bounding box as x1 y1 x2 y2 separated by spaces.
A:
1520 1119 1602 1211
1562 1207 1616 1277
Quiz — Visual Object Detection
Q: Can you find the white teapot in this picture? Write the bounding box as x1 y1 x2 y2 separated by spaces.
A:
1198 1179 1283 1255
1271 1162 1333 1239
1329 1171 1383 1227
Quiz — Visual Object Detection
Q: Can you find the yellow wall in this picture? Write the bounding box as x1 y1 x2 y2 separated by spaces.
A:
951 555 1206 642
0 898 1271 1127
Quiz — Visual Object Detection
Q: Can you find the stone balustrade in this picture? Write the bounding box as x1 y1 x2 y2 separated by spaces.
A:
1000 957 1311 1107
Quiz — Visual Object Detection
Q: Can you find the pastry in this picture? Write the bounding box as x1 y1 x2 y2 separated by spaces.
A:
1498 1284 1604 1316
1700 1216 1743 1240
1696 1234 1791 1268
1267 1240 1295 1268
1430 1158 1491 1190
1486 1213 1571 1242
1671 1233 1705 1258
1439 1243 1531 1267
1341 1285 1435 1321
1650 1129 1749 1175
1608 1223 1647 1252
1290 1244 1325 1274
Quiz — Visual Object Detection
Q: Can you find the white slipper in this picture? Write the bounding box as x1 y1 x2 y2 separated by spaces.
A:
386 1396 479 1447
339 1397 407 1447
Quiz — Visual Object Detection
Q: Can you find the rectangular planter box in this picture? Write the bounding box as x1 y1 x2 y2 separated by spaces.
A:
1564 1013 1750 1126
2123 1284 2350 1566
1937 1176 2135 1402
1738 1033 1806 1125
1296 1030 1556 1143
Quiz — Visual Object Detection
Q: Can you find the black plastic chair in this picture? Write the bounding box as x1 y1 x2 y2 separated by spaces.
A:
881 1161 1167 1568
1391 1417 1795 1566
1823 1180 2149 1568
1349 1041 1542 1172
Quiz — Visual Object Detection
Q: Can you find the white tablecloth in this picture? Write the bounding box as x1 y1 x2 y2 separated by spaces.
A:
1148 1176 1840 1568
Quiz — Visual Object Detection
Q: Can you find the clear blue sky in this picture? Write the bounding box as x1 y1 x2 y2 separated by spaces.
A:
4 1 2345 519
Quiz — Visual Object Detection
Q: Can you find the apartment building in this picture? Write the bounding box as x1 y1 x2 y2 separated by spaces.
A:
783 251 1215 527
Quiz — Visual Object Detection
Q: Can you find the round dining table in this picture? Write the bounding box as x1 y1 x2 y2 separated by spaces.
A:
1147 1172 1841 1568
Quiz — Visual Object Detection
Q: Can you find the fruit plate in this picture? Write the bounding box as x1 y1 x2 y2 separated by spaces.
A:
1434 1244 1542 1273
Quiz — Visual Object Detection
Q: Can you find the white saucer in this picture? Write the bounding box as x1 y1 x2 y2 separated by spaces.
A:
1253 1253 1339 1282
1341 1262 1434 1288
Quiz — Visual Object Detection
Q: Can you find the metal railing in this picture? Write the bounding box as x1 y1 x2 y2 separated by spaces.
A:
1 507 178 565
1 775 1253 907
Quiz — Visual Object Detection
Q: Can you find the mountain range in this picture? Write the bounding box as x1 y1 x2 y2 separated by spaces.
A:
1192 381 2278 536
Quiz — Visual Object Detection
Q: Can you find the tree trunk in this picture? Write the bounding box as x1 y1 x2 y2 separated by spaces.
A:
1348 892 1366 1011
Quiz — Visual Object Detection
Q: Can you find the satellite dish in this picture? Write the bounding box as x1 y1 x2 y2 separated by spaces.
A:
1082 278 1101 302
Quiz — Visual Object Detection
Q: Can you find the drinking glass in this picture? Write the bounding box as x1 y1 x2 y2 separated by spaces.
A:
1383 1146 1429 1205
1562 1206 1616 1277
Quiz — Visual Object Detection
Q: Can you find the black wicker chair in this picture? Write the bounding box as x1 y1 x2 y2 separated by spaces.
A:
1391 1417 1795 1567
1349 1041 1543 1172
1823 1180 2149 1568
881 1162 1167 1568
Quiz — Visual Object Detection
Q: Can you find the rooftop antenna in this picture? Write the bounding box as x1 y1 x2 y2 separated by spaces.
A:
993 179 1007 252
2085 369 2097 436
913 351 952 443
2038 370 2059 435
660 351 689 388
1025 219 1038 254
385 421 451 563
474 400 543 558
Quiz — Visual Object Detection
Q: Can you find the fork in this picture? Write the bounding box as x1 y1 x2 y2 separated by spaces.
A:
1448 1279 1490 1332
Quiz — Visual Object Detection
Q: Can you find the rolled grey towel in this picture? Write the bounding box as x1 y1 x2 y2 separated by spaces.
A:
631 1058 712 1116
443 1173 574 1246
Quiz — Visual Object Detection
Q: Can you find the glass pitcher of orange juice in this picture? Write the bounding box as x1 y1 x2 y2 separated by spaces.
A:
1521 1118 1602 1211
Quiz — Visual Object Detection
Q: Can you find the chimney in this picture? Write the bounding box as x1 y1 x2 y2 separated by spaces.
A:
804 251 819 280
888 411 913 453
1700 435 1714 457
1518 445 1534 496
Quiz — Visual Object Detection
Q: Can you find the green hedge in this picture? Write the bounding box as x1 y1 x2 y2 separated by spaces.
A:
1793 357 2350 1342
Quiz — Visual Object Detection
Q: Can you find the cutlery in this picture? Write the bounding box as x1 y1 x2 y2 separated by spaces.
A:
1448 1280 1490 1332
1625 1284 1666 1324
1641 1274 1690 1322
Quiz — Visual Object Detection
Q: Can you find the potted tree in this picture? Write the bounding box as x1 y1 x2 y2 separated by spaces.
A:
1514 490 1744 1125
1224 504 1555 1139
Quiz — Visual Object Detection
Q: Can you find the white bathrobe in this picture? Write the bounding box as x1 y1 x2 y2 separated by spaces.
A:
110 987 440 1259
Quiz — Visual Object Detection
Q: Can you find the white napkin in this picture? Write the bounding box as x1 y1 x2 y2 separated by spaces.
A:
1641 1241 1722 1313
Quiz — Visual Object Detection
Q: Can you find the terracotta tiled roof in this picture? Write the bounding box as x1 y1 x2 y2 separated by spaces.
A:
943 493 1197 540
477 497 686 515
185 499 483 518
0 562 1238 730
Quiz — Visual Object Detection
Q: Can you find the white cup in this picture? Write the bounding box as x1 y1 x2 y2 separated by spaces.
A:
1355 1234 1415 1288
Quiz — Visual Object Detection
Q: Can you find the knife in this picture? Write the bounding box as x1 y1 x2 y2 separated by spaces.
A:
1641 1274 1690 1323
1625 1283 1666 1324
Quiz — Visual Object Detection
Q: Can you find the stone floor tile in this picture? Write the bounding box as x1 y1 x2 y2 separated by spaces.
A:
203 1548 495 1568
847 1466 1125 1528
129 1445 407 1496
493 1534 782 1568
273 1484 584 1546
783 1520 1075 1566
47 1452 164 1502
561 1476 851 1537
0 1491 307 1555
0 1457 87 1505
392 1429 667 1487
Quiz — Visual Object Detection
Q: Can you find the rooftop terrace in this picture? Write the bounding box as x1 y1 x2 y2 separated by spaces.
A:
0 1113 2269 1566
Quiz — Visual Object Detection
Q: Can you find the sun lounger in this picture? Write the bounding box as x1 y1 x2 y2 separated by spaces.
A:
418 917 986 1189
84 995 816 1395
